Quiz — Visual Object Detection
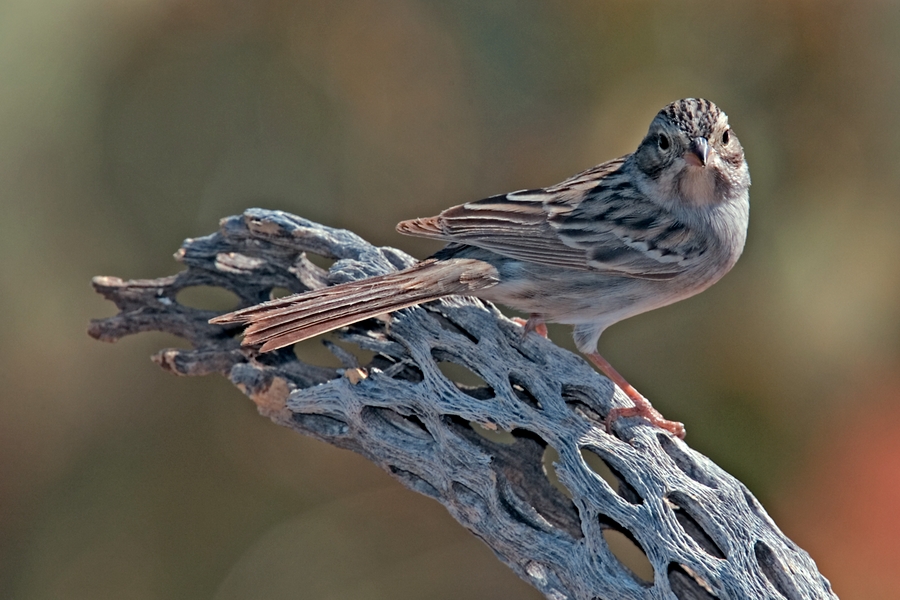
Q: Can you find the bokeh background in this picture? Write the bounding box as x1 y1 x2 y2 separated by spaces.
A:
2 1 899 598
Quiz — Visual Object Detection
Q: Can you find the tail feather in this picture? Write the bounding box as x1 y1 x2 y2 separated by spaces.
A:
255 294 440 352
247 289 436 344
395 217 446 240
210 258 499 352
243 284 401 330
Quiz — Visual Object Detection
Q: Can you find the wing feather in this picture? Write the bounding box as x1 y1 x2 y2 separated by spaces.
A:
397 156 702 280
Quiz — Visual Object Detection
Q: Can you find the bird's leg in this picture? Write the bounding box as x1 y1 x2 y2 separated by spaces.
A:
513 314 548 338
586 352 686 439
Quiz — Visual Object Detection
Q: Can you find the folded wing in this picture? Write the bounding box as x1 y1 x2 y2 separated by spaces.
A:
398 157 700 281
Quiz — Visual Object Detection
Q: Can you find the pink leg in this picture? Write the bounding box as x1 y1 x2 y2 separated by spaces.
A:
586 352 685 439
513 314 548 338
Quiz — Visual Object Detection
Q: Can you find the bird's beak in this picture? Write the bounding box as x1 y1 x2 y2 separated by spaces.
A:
684 137 710 167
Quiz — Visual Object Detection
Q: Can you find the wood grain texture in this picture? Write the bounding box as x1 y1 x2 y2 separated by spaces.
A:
89 209 837 600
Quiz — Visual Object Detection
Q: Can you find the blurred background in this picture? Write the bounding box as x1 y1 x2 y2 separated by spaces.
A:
2 0 899 598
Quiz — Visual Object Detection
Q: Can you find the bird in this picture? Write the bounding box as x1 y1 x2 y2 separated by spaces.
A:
210 98 751 439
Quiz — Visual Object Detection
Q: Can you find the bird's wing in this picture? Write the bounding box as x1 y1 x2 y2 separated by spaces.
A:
397 157 702 280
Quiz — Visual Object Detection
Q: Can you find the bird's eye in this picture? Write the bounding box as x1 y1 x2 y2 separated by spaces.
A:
722 129 730 145
657 134 670 150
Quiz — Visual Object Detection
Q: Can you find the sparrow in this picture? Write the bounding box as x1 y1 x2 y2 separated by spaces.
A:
211 98 751 439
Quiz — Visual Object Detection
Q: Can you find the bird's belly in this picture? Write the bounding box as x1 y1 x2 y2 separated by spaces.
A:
475 266 718 328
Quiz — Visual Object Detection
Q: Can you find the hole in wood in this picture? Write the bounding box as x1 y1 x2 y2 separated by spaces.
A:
402 413 430 435
269 286 294 300
509 373 542 410
400 415 431 437
542 446 573 499
141 331 194 351
599 515 655 585
362 406 434 442
431 349 495 398
469 422 516 445
292 252 332 291
579 447 642 504
755 541 802 600
389 466 440 498
666 492 726 559
380 358 424 383
562 384 606 423
667 563 718 599
499 438 582 539
442 422 582 539
291 413 349 437
291 336 346 369
301 252 336 271
657 434 718 488
176 286 240 311
451 481 482 507
324 339 377 369
428 311 478 343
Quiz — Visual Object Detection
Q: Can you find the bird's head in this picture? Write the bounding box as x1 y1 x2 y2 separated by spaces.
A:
633 98 750 208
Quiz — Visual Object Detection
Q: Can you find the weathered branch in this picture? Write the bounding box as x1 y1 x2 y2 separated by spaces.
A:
89 209 836 600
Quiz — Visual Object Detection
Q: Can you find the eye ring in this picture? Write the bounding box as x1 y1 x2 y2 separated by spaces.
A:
722 129 730 145
657 133 670 151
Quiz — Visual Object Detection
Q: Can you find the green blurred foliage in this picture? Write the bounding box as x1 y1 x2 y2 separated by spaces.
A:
2 0 899 597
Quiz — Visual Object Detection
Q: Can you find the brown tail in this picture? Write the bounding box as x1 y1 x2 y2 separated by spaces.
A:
210 258 499 352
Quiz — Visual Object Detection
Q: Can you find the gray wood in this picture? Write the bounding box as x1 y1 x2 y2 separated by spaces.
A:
89 208 837 600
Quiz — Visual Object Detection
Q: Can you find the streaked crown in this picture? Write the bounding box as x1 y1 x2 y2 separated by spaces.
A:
658 98 725 139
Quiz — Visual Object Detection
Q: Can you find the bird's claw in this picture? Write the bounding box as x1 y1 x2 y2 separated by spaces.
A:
605 403 686 439
512 314 548 338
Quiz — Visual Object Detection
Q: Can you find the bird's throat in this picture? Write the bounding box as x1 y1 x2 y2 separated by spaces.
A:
678 167 718 206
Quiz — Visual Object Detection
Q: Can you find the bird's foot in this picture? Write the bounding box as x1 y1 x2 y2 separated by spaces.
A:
604 399 686 439
585 352 686 439
512 314 548 338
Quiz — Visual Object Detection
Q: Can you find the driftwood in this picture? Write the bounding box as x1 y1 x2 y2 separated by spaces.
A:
89 209 836 600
